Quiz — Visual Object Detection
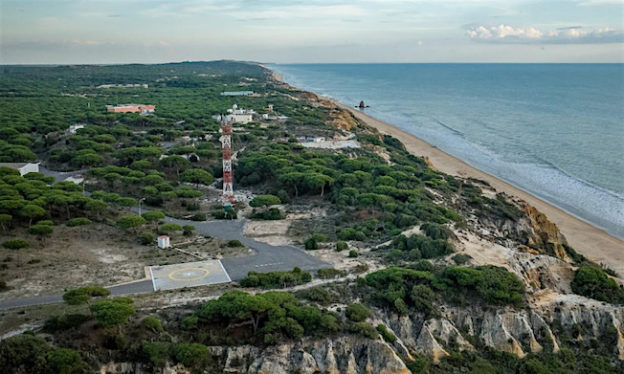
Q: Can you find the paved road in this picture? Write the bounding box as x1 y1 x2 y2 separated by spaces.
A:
0 214 329 310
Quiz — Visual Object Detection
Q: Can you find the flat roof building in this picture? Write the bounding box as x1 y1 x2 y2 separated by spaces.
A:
0 162 40 176
106 104 155 114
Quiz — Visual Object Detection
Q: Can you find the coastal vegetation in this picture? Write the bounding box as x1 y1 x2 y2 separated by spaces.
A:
0 61 622 374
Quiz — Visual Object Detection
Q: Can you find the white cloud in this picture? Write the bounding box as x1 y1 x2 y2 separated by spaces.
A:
467 24 623 43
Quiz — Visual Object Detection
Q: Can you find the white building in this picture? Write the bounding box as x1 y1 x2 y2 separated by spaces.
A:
67 123 85 135
0 162 40 176
212 104 256 124
157 235 171 249
220 91 254 96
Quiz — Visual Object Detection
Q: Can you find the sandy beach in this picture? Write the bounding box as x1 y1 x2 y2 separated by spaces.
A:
331 103 624 274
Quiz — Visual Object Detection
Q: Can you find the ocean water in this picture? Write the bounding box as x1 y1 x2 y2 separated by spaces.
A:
270 64 624 239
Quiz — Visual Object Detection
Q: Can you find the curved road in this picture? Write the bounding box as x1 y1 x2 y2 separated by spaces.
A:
0 215 329 310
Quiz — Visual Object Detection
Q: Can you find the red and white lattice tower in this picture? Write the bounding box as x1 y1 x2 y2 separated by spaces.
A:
219 116 235 205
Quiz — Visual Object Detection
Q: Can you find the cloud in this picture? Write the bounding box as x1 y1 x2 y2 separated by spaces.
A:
467 24 624 43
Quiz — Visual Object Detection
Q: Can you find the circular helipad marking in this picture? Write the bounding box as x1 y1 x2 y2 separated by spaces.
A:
168 268 209 281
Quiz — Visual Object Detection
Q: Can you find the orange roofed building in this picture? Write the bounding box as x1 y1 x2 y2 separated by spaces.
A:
106 104 155 114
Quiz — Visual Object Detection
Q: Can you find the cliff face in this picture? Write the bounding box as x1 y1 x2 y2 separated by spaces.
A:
523 205 569 260
99 298 624 374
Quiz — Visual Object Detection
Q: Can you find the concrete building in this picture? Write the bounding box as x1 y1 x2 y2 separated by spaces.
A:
157 235 171 249
0 162 40 176
67 123 85 135
220 91 254 96
106 104 155 114
212 104 256 124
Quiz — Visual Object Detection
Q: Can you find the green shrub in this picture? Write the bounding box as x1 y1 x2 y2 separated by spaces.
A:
89 298 136 327
304 237 319 250
376 324 397 343
295 286 332 304
62 286 111 305
420 222 452 240
410 285 436 317
43 314 91 333
182 225 195 236
173 343 212 372
189 213 206 221
142 316 164 333
336 241 348 252
345 303 370 322
66 217 92 227
181 315 198 330
139 232 154 245
317 268 346 279
159 223 182 234
249 194 281 207
2 239 29 250
452 253 472 265
571 266 624 304
350 322 377 339
142 341 170 368
348 250 359 258
226 239 243 247
46 348 90 374
240 267 312 289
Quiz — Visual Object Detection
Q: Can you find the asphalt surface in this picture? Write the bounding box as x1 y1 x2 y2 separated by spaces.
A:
0 213 329 310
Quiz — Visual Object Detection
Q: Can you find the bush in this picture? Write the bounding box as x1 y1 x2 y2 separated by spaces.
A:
304 237 319 250
376 324 397 343
139 232 154 245
2 239 29 250
43 314 91 332
336 241 348 252
295 286 332 304
63 286 111 305
142 341 170 368
346 303 370 322
240 267 312 289
571 266 624 304
452 253 472 265
226 240 243 247
182 225 195 236
174 343 212 372
189 212 206 221
142 316 164 333
251 207 283 220
317 268 346 279
159 223 182 234
420 222 452 240
180 315 198 330
410 285 436 317
66 217 92 227
350 322 377 339
348 250 359 258
46 348 90 374
249 194 281 207
89 298 136 327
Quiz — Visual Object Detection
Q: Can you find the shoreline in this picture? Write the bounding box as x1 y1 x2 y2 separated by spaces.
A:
264 66 624 274
339 103 624 273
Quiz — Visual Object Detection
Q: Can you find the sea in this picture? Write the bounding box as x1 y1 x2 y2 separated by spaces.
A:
270 64 624 239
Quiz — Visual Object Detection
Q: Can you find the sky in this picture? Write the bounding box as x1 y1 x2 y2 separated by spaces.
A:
1 0 623 64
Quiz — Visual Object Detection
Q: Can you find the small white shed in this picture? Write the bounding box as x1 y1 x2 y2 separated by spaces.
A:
157 235 171 249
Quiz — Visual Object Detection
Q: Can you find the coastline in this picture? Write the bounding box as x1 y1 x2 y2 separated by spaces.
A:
265 66 624 274
340 103 624 273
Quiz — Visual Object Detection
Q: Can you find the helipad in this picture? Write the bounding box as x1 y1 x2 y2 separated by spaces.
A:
149 260 231 291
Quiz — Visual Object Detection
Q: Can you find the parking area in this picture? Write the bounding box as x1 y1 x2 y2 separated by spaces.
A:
149 260 231 291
